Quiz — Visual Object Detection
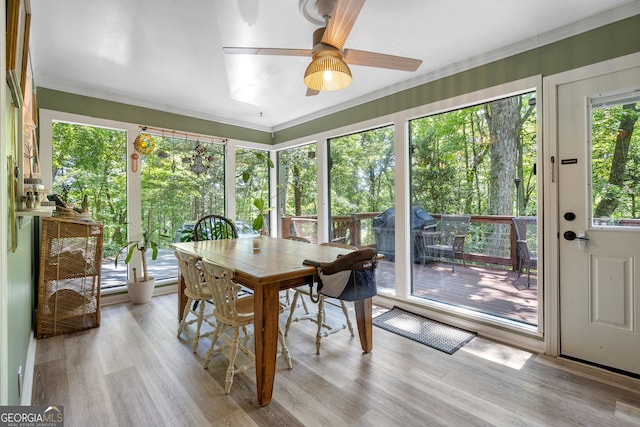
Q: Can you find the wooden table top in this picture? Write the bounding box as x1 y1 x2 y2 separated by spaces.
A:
171 237 350 288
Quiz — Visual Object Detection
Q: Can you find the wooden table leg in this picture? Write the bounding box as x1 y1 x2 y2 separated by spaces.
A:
354 297 373 353
252 283 280 406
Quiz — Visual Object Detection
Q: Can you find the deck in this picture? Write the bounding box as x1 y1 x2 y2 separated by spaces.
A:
375 259 538 325
102 248 539 326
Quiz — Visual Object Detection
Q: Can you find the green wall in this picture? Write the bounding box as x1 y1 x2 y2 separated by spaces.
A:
6 224 34 405
36 90 274 145
3 75 35 404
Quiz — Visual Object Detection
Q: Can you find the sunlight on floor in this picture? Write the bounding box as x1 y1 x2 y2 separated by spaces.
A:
460 338 532 370
385 317 422 334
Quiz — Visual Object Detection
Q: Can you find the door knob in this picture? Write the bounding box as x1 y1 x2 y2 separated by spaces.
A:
563 230 589 241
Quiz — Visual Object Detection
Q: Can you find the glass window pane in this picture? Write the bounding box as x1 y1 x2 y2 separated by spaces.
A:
409 91 538 325
328 126 394 292
236 147 271 234
278 143 318 241
591 95 640 227
141 135 225 281
51 121 127 289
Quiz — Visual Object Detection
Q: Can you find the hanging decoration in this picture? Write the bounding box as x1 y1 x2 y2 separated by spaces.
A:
181 139 216 175
134 130 155 155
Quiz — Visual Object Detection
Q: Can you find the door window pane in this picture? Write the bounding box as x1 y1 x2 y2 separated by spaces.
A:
591 94 640 227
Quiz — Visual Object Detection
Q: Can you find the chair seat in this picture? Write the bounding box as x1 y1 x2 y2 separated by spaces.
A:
235 296 254 317
184 286 212 300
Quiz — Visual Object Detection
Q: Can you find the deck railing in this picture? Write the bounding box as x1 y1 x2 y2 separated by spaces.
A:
281 214 530 271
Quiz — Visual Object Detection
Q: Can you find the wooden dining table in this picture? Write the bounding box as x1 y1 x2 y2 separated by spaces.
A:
170 237 374 406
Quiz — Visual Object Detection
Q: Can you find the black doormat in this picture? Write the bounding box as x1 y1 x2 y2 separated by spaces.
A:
373 306 476 354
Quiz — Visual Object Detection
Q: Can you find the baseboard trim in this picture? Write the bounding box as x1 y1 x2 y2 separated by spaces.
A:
21 332 36 405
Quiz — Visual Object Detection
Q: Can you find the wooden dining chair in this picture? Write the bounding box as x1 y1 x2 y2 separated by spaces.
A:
284 241 355 355
200 259 292 394
174 249 216 352
193 214 238 241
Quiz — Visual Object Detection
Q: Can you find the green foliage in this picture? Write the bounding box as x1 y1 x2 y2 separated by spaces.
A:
140 135 225 247
52 122 128 250
329 126 395 216
410 92 537 217
591 102 640 219
53 124 226 263
236 148 273 232
278 144 318 217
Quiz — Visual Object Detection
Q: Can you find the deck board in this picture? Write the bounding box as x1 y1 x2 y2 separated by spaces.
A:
375 260 538 325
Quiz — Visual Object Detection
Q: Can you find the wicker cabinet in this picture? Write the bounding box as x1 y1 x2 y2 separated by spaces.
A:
37 217 103 338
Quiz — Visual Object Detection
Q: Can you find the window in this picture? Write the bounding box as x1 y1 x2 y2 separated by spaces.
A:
277 143 318 241
409 91 538 325
236 147 272 233
590 94 640 227
51 121 127 288
328 126 395 291
140 134 225 281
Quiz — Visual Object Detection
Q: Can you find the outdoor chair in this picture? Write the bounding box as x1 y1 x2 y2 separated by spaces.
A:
331 218 352 244
284 241 356 355
193 214 238 241
420 214 471 272
174 249 215 353
513 216 537 287
201 259 292 394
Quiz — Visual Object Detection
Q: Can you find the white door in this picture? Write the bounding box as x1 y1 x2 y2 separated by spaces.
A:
557 66 640 375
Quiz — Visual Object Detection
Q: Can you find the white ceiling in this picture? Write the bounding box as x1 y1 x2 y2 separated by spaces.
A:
29 0 640 132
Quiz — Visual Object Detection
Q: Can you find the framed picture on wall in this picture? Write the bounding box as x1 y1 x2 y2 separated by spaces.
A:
6 0 30 107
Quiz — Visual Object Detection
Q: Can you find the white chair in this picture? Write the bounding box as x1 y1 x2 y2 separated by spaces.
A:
285 242 355 355
200 259 292 394
175 249 216 353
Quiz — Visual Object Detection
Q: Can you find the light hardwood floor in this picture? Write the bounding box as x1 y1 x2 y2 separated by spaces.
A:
33 293 640 426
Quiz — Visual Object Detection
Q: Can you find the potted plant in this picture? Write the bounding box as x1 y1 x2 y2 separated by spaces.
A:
115 209 166 304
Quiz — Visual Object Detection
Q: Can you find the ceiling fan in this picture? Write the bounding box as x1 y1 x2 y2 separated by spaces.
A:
223 0 422 96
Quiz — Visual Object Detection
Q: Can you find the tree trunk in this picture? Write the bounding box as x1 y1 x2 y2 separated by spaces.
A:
594 104 639 218
293 164 302 216
487 97 521 216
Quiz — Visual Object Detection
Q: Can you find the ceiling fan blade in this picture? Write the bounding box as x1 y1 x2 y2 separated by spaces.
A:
321 0 365 50
306 87 320 96
343 49 422 72
223 47 312 57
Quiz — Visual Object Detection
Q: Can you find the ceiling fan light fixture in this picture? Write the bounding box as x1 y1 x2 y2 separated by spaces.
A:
304 50 352 91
